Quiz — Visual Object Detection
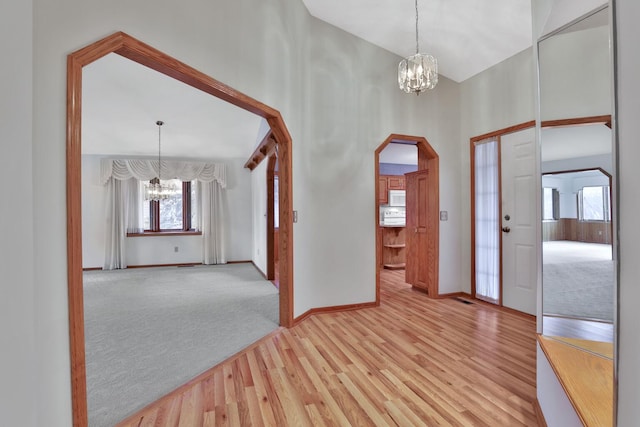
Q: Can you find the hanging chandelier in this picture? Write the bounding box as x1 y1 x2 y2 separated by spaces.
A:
398 0 438 94
144 120 178 201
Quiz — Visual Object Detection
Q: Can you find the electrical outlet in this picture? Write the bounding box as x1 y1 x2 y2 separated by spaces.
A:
440 211 448 221
174 246 179 253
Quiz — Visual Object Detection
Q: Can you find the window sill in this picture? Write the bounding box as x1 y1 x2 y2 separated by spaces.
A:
127 231 202 237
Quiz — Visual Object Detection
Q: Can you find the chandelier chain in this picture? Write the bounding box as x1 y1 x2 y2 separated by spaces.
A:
157 120 163 181
415 0 420 54
398 0 438 93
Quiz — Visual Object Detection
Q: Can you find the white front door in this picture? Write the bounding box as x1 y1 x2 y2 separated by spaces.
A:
501 128 537 315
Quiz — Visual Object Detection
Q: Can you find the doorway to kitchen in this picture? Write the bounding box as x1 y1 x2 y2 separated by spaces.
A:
375 134 439 302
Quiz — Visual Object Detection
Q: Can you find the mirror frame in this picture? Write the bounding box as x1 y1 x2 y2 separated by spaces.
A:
536 5 618 424
66 31 294 426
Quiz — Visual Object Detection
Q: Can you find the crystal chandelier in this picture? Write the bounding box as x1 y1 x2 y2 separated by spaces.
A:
144 120 178 201
398 0 438 94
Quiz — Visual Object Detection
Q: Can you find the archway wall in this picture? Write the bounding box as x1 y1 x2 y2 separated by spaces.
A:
31 1 465 424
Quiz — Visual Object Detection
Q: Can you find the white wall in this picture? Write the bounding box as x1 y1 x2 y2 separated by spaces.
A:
81 156 253 268
81 156 106 267
615 0 640 424
459 48 536 294
539 24 611 120
542 153 613 175
293 16 463 310
536 344 583 427
251 159 268 275
24 0 464 423
535 0 609 36
0 1 37 426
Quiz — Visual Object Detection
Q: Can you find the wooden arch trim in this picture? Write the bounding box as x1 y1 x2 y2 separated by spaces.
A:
67 31 294 426
244 131 277 170
375 134 440 302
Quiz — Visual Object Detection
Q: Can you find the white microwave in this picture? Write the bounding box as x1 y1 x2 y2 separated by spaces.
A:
388 190 406 207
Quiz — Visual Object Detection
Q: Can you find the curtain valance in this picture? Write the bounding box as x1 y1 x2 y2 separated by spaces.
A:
100 159 226 188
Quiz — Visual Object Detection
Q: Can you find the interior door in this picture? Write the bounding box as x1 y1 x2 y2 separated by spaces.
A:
501 128 537 315
405 170 432 293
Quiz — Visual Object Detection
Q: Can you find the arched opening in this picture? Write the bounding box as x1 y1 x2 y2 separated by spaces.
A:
375 134 439 301
66 32 294 426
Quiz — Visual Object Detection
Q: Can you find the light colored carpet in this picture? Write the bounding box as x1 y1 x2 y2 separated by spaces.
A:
543 240 612 264
543 260 614 322
83 263 279 427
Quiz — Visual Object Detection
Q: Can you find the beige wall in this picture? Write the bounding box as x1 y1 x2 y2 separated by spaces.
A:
458 47 537 294
0 1 36 426
16 0 465 424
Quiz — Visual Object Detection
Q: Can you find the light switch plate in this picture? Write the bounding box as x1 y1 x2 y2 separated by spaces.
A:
440 211 448 221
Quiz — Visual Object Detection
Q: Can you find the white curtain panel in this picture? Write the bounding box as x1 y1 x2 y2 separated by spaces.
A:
100 159 226 187
101 159 228 268
199 180 227 265
474 139 500 301
103 177 141 270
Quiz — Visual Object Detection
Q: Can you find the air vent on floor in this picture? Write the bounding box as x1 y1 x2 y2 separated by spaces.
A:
454 297 473 305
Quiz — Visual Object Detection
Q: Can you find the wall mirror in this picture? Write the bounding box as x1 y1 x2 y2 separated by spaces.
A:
538 4 616 421
538 6 616 423
539 4 615 356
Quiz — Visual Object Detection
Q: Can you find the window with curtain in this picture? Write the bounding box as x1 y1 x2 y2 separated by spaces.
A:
141 179 196 232
274 175 279 229
100 159 228 268
542 187 559 221
474 138 500 303
578 185 611 221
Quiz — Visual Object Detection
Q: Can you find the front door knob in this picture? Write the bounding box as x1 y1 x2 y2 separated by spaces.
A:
502 226 511 233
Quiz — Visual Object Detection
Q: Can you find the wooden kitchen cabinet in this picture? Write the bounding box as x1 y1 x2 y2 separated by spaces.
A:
387 175 405 190
378 176 389 204
378 175 405 204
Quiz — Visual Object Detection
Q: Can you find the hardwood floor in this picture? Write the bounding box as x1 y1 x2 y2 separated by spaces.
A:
542 315 614 343
118 269 538 426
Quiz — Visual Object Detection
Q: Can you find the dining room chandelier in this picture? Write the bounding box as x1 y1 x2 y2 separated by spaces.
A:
398 0 438 94
144 120 178 201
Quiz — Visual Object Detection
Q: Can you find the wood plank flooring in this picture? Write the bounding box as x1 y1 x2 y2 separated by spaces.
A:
118 269 538 426
542 315 614 343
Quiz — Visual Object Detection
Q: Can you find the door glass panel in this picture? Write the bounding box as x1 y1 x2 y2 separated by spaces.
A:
474 139 500 302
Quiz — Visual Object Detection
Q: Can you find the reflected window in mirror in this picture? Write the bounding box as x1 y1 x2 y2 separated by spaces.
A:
578 185 611 222
543 187 559 221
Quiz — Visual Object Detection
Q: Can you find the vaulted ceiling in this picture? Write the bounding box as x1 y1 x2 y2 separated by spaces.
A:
82 1 533 161
302 0 532 83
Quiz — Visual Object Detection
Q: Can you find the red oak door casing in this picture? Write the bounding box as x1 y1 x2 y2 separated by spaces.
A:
405 170 431 293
